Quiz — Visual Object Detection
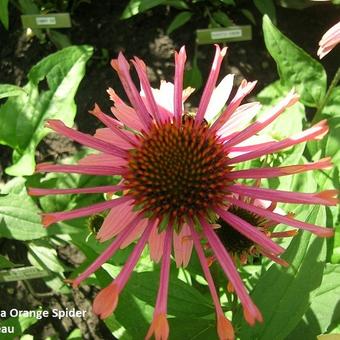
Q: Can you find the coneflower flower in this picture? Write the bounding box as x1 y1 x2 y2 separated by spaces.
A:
29 45 336 340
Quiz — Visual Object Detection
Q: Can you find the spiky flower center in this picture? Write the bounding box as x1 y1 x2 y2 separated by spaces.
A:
125 118 231 224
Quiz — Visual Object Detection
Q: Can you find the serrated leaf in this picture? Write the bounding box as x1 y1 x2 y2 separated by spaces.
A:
166 11 192 35
288 263 340 339
0 84 26 99
263 15 327 107
236 206 327 340
0 45 93 176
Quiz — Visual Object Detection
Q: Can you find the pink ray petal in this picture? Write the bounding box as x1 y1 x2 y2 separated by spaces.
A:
228 157 332 179
205 74 234 123
188 221 235 340
174 46 186 123
41 195 131 227
78 153 127 167
218 102 261 138
132 57 162 124
107 87 144 131
148 222 166 263
173 224 193 267
146 226 172 340
96 200 137 242
71 213 144 287
89 103 137 146
94 128 135 150
212 80 257 130
28 184 124 196
229 184 339 206
93 220 154 319
45 119 127 158
215 207 284 256
200 217 263 325
93 283 119 319
196 45 227 124
224 90 299 149
259 248 289 267
227 120 329 165
227 197 334 237
35 163 125 176
112 54 152 130
120 218 148 248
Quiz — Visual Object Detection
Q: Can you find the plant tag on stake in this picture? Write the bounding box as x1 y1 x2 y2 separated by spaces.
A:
0 266 49 282
21 13 71 29
196 26 252 44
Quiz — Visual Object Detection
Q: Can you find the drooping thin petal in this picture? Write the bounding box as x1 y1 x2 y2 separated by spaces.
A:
173 224 193 267
71 213 144 287
132 57 162 124
196 45 227 124
36 163 125 176
89 103 137 146
200 217 263 325
227 157 332 179
28 184 124 196
215 207 284 256
93 219 154 319
229 184 339 206
112 54 152 130
224 90 299 149
227 197 334 237
45 119 127 158
174 46 186 124
96 200 137 242
218 102 261 138
146 226 172 340
189 221 235 340
149 222 166 263
107 87 144 131
78 153 127 167
41 195 131 227
317 21 340 59
120 218 148 248
226 120 329 165
212 80 257 130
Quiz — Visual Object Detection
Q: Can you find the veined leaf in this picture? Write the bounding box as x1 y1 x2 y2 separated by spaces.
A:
263 15 327 107
0 45 93 176
236 205 327 340
0 84 26 99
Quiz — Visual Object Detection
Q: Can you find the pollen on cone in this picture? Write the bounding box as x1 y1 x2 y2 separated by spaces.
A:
145 313 169 340
217 314 235 340
93 284 119 319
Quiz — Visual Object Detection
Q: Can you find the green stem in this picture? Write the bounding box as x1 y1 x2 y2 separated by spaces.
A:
312 67 340 125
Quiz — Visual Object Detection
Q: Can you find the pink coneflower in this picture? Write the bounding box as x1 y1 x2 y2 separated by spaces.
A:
29 45 336 340
317 21 340 59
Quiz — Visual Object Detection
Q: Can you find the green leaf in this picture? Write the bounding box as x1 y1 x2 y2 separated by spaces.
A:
0 84 26 99
0 45 93 176
253 0 276 24
121 0 165 19
0 255 15 269
169 317 217 339
185 58 202 90
321 86 340 117
236 206 327 340
166 11 192 35
0 0 9 29
212 10 233 27
262 15 327 107
28 239 65 273
288 263 340 339
0 314 38 340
